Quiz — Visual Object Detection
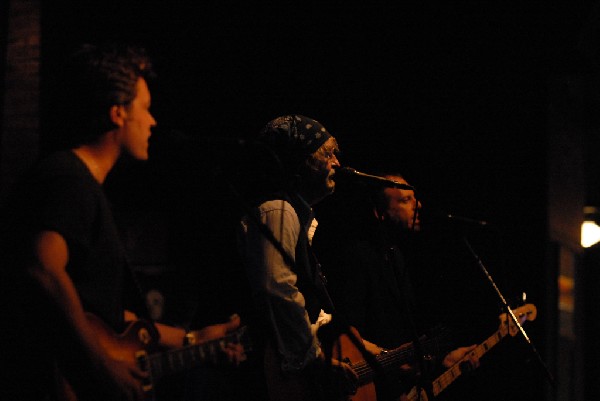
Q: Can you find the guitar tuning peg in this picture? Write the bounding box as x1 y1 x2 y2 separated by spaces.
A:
522 292 527 303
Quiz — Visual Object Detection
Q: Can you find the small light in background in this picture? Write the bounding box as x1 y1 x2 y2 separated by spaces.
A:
581 206 600 248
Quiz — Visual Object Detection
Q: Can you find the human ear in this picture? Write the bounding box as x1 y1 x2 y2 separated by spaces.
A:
109 105 127 127
373 206 385 221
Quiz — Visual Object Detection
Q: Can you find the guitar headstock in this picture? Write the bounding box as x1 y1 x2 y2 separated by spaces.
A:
498 303 537 337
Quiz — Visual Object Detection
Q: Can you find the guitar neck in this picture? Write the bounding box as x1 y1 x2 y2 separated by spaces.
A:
145 328 245 381
352 336 446 386
430 328 505 397
403 304 537 401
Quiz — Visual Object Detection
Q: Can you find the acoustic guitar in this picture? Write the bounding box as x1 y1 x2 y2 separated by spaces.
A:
265 324 448 401
331 326 449 401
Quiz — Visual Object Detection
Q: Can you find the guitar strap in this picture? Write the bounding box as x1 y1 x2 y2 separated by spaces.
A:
239 192 392 398
306 239 335 312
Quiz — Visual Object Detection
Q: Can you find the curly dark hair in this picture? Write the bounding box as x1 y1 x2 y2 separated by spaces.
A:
50 43 155 149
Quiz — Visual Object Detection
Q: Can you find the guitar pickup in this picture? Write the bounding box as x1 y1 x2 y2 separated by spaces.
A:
135 350 155 394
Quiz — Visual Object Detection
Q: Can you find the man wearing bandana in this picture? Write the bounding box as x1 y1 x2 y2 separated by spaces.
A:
237 115 361 401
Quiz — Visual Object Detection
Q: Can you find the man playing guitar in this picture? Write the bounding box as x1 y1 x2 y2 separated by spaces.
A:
314 172 481 400
0 43 244 401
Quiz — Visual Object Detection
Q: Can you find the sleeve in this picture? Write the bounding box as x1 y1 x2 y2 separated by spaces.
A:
36 174 98 251
241 200 320 372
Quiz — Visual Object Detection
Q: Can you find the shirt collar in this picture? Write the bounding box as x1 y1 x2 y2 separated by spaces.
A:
289 192 315 230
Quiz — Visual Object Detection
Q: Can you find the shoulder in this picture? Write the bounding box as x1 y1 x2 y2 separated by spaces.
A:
28 151 95 188
259 199 295 214
16 151 104 216
258 199 298 219
36 150 82 171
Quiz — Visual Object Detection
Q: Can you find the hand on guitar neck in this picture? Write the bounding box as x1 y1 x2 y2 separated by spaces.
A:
126 309 247 366
182 313 247 366
326 311 527 401
404 303 538 401
441 344 480 370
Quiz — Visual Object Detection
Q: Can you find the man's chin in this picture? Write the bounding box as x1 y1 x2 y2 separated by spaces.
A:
325 179 336 193
134 149 150 161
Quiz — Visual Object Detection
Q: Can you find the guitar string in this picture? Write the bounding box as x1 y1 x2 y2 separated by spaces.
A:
351 309 521 384
432 330 503 395
145 328 246 378
350 337 445 382
410 306 534 399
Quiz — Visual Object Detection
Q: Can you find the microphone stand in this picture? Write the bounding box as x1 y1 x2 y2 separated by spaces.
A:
461 237 556 389
410 193 429 401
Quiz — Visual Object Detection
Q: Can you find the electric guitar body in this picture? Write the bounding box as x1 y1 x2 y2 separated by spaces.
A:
56 313 249 401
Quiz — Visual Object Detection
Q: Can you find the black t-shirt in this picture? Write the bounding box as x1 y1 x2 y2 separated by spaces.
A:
0 150 134 399
2 150 127 330
320 228 422 350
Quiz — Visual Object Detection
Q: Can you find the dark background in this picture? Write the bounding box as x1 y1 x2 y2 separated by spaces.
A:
35 1 600 400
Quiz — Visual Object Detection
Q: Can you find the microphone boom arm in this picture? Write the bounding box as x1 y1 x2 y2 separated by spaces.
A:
337 167 416 191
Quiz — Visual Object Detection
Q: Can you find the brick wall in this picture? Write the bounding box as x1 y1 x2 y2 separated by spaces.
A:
0 0 40 205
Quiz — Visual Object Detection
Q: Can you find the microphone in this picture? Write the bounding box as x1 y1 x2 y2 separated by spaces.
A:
334 167 416 191
421 210 488 227
445 214 488 227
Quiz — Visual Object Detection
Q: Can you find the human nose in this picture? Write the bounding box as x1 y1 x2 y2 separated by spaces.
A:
412 198 421 210
149 112 157 127
330 154 341 168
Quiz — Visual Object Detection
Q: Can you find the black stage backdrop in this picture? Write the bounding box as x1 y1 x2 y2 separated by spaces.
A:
38 2 594 400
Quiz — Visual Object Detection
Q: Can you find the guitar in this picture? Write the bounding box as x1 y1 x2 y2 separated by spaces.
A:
57 313 251 401
330 326 451 401
264 325 446 401
405 303 538 401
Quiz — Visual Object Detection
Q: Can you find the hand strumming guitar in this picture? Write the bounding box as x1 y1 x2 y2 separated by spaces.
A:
315 349 359 397
99 355 148 401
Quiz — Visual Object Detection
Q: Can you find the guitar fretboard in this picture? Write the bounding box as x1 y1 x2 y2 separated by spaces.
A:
431 328 505 397
353 335 447 385
143 327 247 381
404 304 536 401
148 340 219 379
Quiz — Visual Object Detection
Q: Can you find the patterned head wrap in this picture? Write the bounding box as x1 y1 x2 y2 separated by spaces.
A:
258 115 332 159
